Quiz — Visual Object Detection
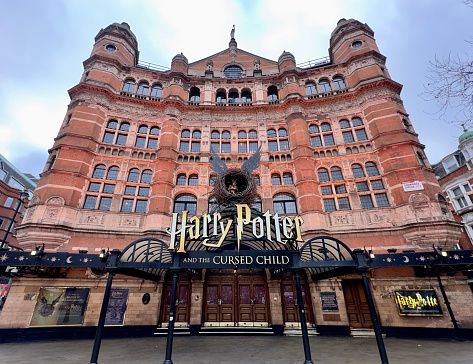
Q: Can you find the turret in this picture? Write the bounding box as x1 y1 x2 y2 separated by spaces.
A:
329 18 380 64
278 51 296 73
171 53 189 74
90 22 139 66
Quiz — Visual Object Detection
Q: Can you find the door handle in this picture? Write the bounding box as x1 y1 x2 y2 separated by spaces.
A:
294 299 298 305
218 298 222 305
250 298 254 305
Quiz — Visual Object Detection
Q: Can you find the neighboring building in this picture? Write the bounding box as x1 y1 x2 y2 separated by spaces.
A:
433 129 473 249
2 19 470 339
0 154 36 250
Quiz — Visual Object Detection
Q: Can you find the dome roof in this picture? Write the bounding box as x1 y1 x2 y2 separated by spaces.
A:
459 130 473 144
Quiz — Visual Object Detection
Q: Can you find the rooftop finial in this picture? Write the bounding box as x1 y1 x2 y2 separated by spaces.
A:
230 24 235 39
461 123 467 132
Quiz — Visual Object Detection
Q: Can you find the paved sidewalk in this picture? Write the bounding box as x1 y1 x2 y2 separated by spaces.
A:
0 336 472 363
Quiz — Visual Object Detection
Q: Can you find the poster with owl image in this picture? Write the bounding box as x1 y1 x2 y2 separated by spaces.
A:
30 287 90 326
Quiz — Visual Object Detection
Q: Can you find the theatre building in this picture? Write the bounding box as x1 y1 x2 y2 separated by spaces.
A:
1 19 472 341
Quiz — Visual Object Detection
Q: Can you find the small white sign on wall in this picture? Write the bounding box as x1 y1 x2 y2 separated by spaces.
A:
402 180 424 192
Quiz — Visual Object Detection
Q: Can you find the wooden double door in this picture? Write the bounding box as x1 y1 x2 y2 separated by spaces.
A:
204 274 268 326
161 282 190 324
281 280 313 325
342 279 373 329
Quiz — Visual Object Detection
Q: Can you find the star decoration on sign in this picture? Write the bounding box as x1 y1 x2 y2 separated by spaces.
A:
453 254 460 260
386 257 392 263
83 258 89 263
18 256 25 261
51 257 57 262
420 256 426 261
0 254 7 262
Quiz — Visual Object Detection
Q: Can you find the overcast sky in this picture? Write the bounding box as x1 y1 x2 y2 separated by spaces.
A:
1 0 471 177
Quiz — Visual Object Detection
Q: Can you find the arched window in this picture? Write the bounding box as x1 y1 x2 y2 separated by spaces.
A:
92 164 106 179
179 129 200 153
267 86 279 101
333 76 346 90
211 131 220 139
273 193 297 214
181 130 190 138
249 130 257 139
305 82 317 96
150 127 160 136
352 164 365 178
209 175 217 186
309 124 319 134
222 131 231 140
173 194 197 215
228 90 239 103
176 174 187 186
150 83 163 98
216 90 226 103
103 120 129 145
189 87 200 102
135 125 159 149
211 130 230 153
340 119 350 129
192 130 201 139
319 79 332 93
283 172 294 184
127 168 140 182
321 123 332 132
137 81 149 96
238 131 247 139
268 128 289 151
318 168 330 182
278 129 288 137
122 79 135 93
310 123 334 147
352 117 364 127
253 175 260 186
138 125 148 134
141 169 152 183
267 129 277 138
365 162 380 176
106 166 119 180
188 174 198 186
241 90 252 102
271 173 282 185
331 166 344 181
224 65 243 78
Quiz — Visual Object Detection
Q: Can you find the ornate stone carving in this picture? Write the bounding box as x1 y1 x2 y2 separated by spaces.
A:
46 196 65 206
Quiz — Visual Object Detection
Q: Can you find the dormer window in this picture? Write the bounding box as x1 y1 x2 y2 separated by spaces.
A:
224 65 243 79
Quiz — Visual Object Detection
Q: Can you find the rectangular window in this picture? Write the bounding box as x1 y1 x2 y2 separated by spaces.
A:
98 197 112 211
179 141 189 152
249 142 258 153
135 137 146 148
83 195 97 209
360 195 374 209
321 186 333 195
102 184 115 194
238 142 248 153
135 200 148 213
371 180 385 190
221 143 231 153
4 197 13 208
138 187 150 197
335 185 347 194
121 199 134 212
8 177 23 190
456 196 468 208
464 184 471 192
268 141 278 151
342 131 355 143
338 197 351 210
452 187 462 196
311 136 322 147
147 138 158 149
191 142 201 152
0 217 4 229
125 186 136 195
323 198 337 212
279 140 290 151
103 132 114 143
88 182 101 192
355 129 368 141
116 134 127 145
211 142 220 153
323 134 335 146
356 181 369 192
375 193 390 207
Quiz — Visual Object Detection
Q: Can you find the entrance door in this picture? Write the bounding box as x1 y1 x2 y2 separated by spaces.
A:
204 283 234 326
282 281 313 325
342 280 373 329
161 283 190 324
238 280 268 326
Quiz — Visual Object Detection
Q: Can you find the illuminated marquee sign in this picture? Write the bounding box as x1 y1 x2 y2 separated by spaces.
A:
394 290 443 316
169 204 304 253
179 251 293 269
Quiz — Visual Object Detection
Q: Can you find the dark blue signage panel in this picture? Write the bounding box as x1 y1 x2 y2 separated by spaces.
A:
179 251 293 269
320 292 339 311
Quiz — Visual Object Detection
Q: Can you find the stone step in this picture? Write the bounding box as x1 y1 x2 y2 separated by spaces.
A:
199 326 274 336
350 329 385 338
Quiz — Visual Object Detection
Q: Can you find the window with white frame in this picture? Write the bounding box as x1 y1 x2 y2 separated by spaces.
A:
449 183 473 210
